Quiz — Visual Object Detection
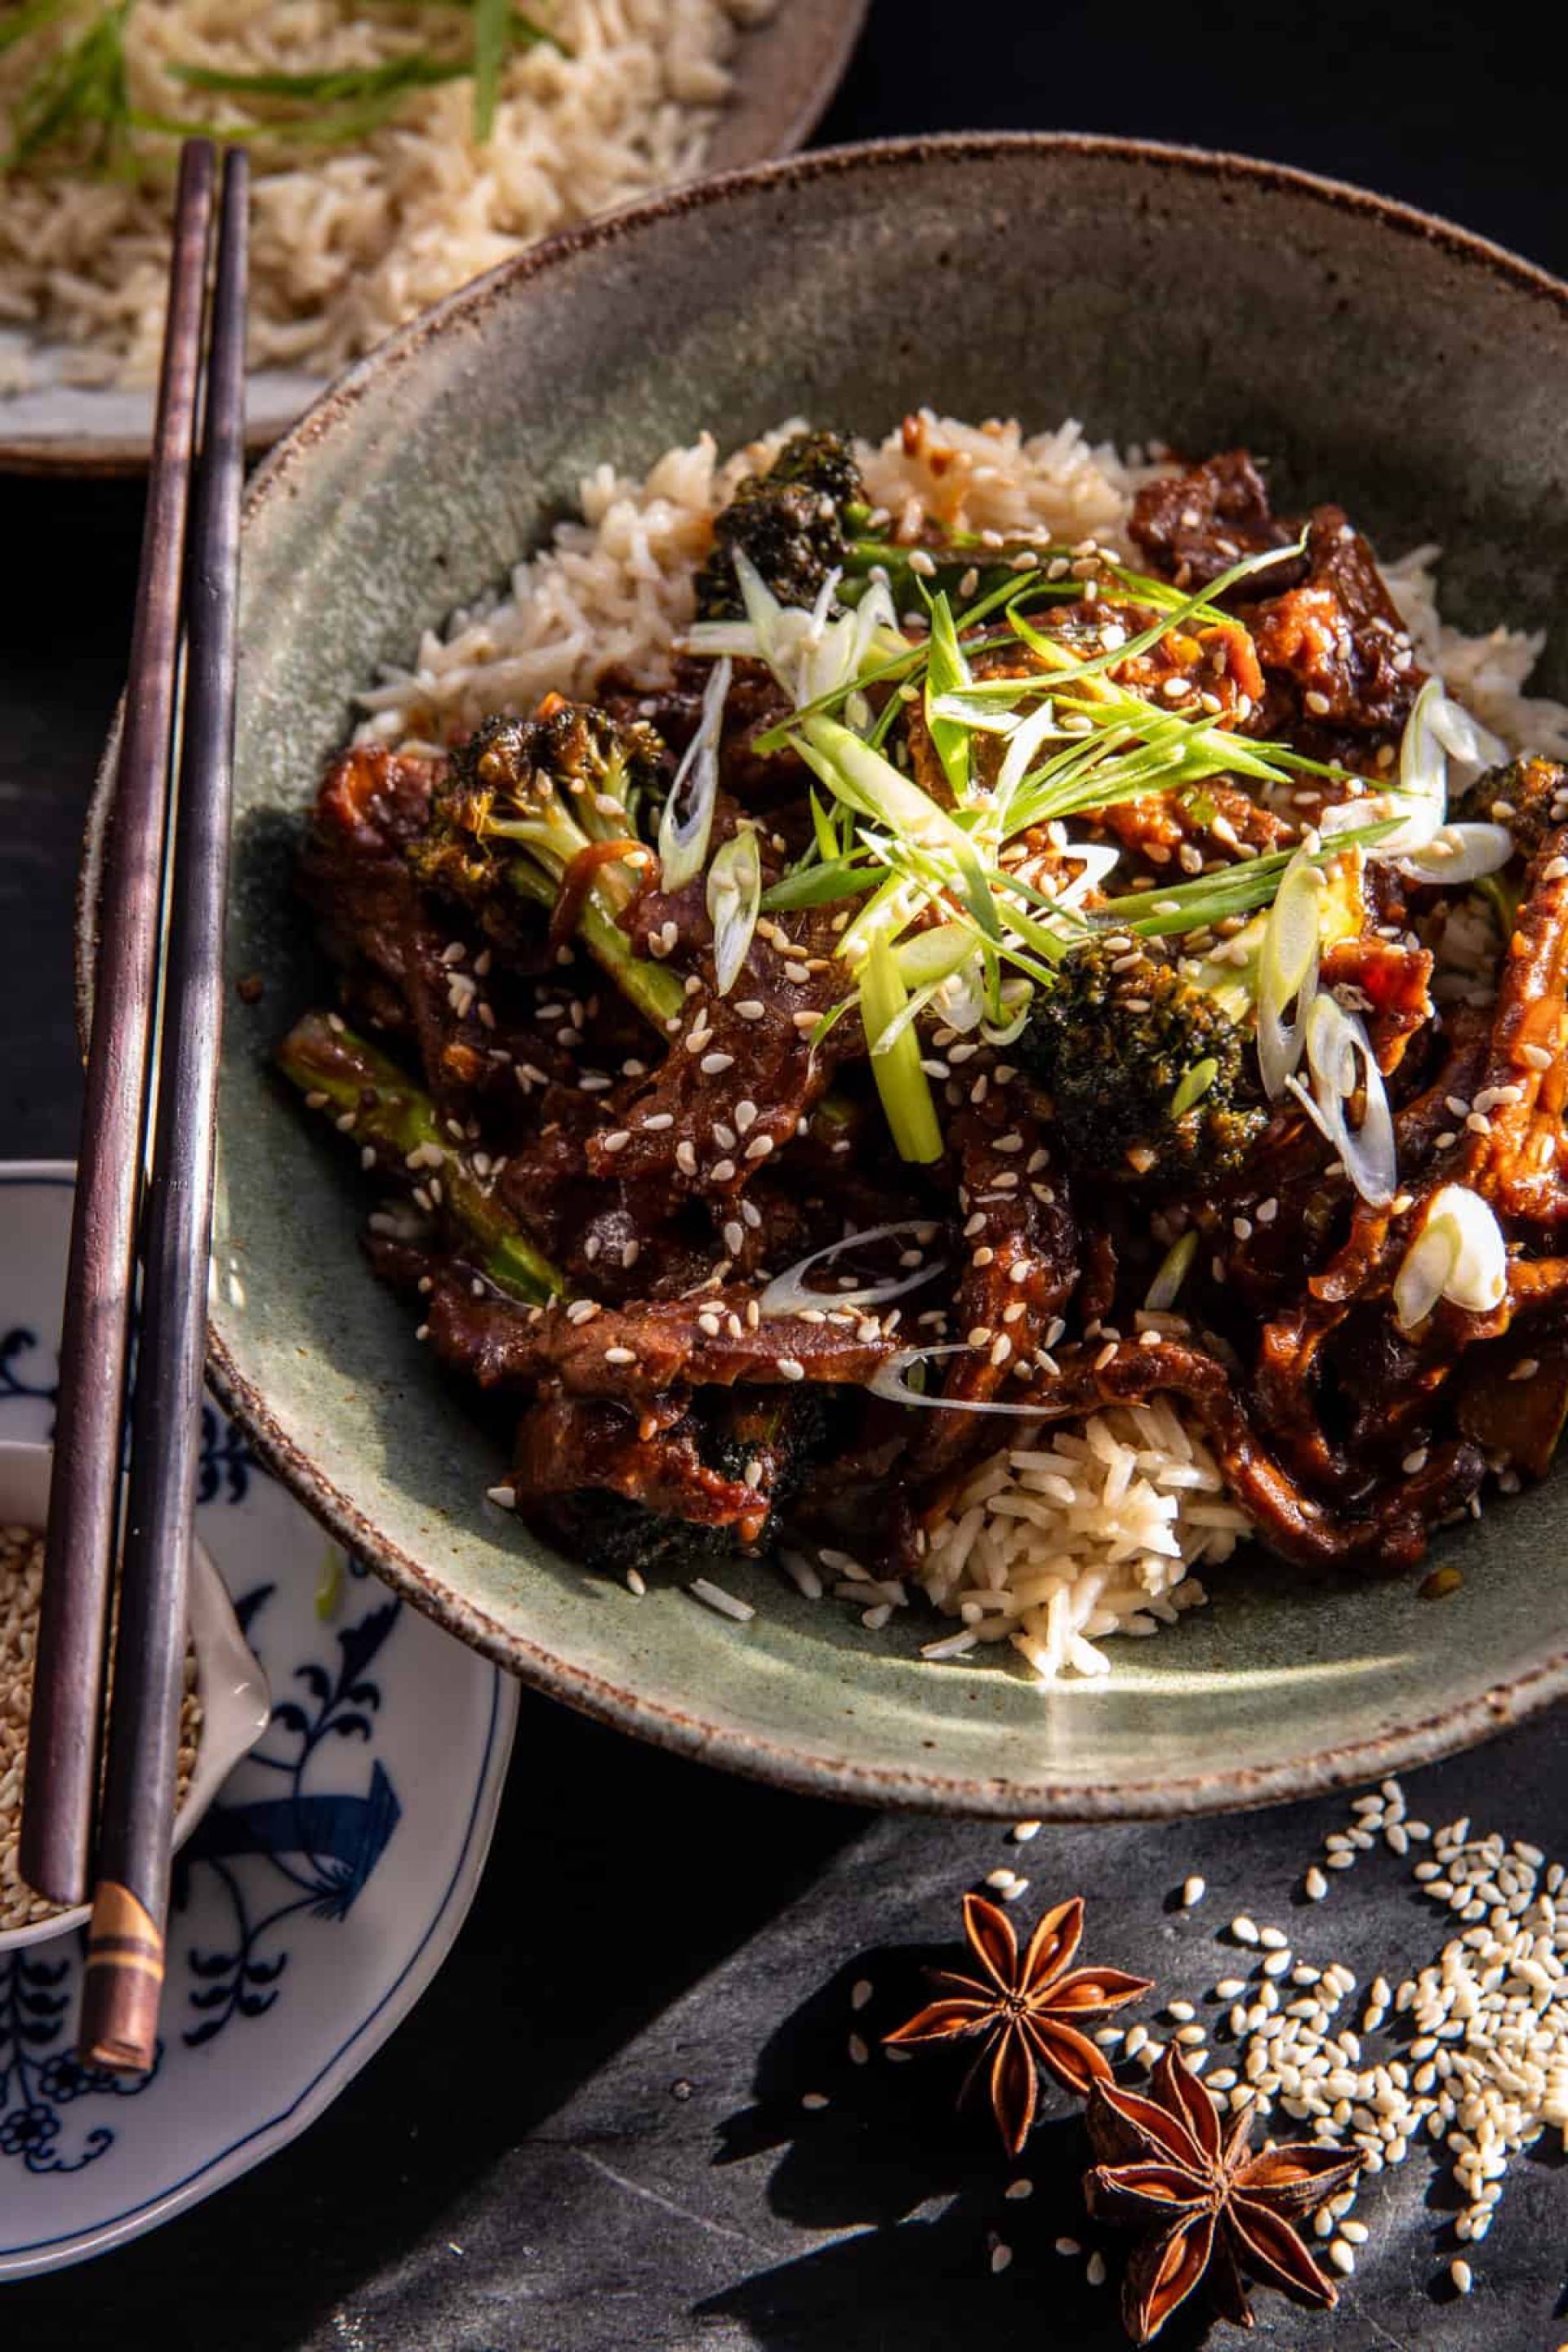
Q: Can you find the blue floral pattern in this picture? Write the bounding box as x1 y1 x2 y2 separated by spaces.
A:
0 1173 509 2274
176 1587 403 2048
0 1955 158 2176
0 1329 52 1413
196 1401 261 1505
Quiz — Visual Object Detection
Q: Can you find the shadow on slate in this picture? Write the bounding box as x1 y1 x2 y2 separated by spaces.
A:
0 1687 861 2351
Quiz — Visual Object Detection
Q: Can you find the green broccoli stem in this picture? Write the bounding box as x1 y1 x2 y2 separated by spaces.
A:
841 526 1049 610
278 1012 565 1305
503 858 685 1032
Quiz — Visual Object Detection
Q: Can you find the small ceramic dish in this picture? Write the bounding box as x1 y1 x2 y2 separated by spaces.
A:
0 1438 272 1953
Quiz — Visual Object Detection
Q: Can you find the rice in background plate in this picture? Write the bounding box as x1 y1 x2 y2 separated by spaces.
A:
0 0 774 389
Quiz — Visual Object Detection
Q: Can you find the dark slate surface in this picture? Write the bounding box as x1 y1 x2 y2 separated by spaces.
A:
6 5 1568 2345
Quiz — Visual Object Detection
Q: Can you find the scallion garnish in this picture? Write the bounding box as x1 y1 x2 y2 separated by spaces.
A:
5 0 564 168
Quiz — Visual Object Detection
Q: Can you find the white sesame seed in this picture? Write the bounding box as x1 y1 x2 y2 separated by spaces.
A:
1181 1876 1206 1909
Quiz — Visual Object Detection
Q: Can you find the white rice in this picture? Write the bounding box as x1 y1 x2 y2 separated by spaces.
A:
918 1401 1248 1686
353 407 1568 1681
0 0 773 389
1385 546 1568 758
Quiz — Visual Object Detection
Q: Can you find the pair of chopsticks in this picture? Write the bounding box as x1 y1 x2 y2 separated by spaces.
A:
20 140 248 2075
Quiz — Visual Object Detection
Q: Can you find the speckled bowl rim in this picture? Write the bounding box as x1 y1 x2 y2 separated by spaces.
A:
79 131 1568 1820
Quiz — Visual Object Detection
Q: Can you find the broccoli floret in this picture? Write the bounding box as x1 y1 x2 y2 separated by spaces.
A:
417 699 666 902
550 1490 739 1581
1453 755 1568 858
1017 938 1267 1189
412 698 681 1028
543 1392 831 1582
696 429 866 620
705 1389 830 1500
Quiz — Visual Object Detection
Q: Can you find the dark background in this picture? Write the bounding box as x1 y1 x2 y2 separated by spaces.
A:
6 5 1568 2347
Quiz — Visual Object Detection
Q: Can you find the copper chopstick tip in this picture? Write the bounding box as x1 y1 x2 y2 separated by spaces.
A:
78 1881 166 2074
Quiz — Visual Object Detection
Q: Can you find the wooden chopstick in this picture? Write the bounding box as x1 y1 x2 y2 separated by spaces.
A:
74 147 251 2077
20 140 218 1914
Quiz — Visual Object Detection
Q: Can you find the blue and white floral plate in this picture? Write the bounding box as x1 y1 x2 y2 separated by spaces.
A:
0 1163 518 2279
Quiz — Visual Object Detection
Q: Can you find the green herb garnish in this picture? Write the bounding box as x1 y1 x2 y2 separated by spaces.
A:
3 0 565 170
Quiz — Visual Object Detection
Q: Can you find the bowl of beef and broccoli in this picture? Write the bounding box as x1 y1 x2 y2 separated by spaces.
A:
81 134 1568 1817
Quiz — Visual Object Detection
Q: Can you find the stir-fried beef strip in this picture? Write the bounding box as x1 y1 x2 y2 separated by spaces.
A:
1250 824 1568 1490
580 906 861 1196
284 432 1568 1602
1131 457 1423 768
425 1274 900 1401
1127 450 1296 588
1010 1336 1486 1573
924 1107 1080 1470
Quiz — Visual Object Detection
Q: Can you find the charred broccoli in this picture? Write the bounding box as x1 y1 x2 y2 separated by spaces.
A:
696 429 867 620
412 698 682 1028
1018 938 1268 1189
545 1391 831 1582
1454 755 1568 858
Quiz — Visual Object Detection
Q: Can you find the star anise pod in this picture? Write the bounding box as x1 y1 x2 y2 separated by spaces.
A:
884 1892 1152 2155
1084 2045 1364 2343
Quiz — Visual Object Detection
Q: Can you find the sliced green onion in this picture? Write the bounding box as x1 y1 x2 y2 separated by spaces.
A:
808 789 839 863
658 655 730 890
1144 1228 1199 1312
706 825 761 996
1289 993 1396 1205
759 1221 946 1316
1392 1183 1508 1331
868 1343 1059 1417
797 713 1002 946
760 855 876 911
1394 821 1514 889
924 590 973 800
1256 850 1326 1098
1170 1058 1219 1118
859 933 943 1163
472 0 509 139
807 996 857 1054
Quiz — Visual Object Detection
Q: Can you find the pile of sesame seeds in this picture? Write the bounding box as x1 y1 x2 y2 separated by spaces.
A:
1 1524 203 1932
1091 1778 1568 2294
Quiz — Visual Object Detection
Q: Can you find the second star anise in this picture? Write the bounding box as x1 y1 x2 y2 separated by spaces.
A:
884 1891 1152 2155
1084 2045 1364 2344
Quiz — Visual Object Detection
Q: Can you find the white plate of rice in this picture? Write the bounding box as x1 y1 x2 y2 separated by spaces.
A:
0 0 865 471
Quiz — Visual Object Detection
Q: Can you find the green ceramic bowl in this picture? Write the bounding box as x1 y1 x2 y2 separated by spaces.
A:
84 134 1568 1818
